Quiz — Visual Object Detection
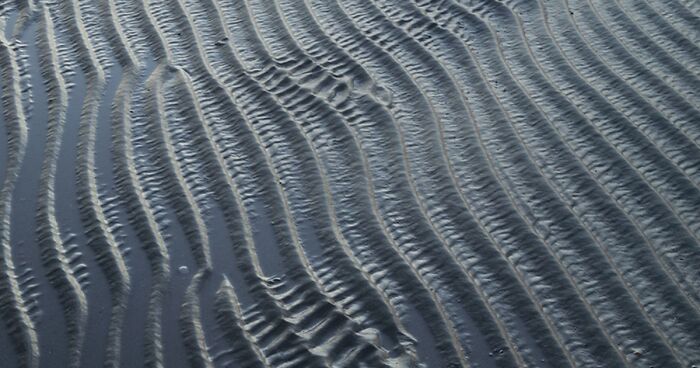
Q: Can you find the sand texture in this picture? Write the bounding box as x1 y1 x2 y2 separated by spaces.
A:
1 0 700 367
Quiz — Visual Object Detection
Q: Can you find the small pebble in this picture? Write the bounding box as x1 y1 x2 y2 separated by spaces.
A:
178 266 189 274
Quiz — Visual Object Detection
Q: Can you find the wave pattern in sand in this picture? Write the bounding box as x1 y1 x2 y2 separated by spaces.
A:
1 0 700 366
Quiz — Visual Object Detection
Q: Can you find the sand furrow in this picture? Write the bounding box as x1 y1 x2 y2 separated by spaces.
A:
429 0 699 362
644 0 700 44
34 8 88 368
145 68 213 368
240 0 421 360
73 15 131 368
564 0 700 189
477 0 700 314
326 1 624 365
442 1 700 360
177 3 393 362
409 3 698 365
218 0 423 362
269 5 496 365
391 2 681 365
0 35 38 368
303 2 528 366
214 278 269 368
112 68 170 368
158 67 338 367
590 0 700 103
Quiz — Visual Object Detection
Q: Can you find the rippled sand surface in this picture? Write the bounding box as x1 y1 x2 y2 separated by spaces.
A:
1 0 700 367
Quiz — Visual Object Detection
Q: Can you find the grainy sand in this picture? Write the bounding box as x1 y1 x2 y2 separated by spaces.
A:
1 0 700 367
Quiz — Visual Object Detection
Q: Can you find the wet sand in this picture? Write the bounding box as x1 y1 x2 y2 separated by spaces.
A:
1 0 700 367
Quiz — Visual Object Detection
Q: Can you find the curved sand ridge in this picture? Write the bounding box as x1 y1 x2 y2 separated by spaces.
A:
1 0 699 367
